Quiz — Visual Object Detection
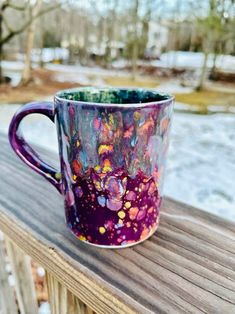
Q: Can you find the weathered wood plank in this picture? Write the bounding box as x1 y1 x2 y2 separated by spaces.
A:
0 236 18 314
0 133 235 313
46 271 95 314
5 238 38 314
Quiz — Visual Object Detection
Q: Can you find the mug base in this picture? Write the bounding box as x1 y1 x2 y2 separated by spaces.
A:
68 224 159 249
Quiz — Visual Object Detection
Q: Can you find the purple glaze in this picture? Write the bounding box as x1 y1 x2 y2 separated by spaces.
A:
8 102 62 193
9 88 174 248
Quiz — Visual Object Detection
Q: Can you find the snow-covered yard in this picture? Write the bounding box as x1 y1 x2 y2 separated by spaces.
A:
152 51 235 72
0 104 234 221
166 112 235 220
3 51 235 87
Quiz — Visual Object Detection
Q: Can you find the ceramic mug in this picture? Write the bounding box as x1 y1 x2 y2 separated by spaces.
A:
9 87 174 248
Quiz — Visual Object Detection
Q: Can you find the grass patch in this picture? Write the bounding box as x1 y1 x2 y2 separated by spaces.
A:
175 90 235 112
103 75 158 88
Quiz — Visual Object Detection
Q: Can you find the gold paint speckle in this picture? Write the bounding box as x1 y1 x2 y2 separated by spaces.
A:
99 226 106 234
118 211 126 219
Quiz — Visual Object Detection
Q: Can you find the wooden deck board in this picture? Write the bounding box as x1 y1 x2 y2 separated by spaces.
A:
0 133 235 314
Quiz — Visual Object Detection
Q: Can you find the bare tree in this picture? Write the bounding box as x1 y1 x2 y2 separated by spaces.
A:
196 0 217 90
131 0 139 80
21 0 43 85
196 0 234 90
124 0 152 80
104 0 119 66
0 0 60 83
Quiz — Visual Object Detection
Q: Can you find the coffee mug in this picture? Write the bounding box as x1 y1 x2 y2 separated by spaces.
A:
9 87 174 248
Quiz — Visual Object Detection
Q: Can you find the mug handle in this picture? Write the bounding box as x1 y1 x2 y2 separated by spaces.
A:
8 102 62 194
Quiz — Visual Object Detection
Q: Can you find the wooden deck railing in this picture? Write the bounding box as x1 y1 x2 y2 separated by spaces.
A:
0 133 235 314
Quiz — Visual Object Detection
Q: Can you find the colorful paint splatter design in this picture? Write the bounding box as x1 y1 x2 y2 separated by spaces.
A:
55 88 174 247
9 87 173 247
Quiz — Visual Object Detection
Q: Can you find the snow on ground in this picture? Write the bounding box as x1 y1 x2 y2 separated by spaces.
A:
112 52 235 72
152 51 235 72
2 60 38 86
11 49 235 72
53 70 105 86
2 60 25 71
158 81 194 94
15 48 69 63
0 104 234 221
54 71 92 85
165 112 235 221
46 63 130 78
32 48 69 63
2 51 235 87
2 61 129 86
3 71 21 86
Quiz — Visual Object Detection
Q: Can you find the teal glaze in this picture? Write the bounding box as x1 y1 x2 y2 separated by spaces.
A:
56 87 170 104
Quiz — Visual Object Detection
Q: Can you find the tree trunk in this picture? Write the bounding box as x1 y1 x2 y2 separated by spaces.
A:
210 52 218 78
21 0 42 86
105 0 119 67
0 47 3 84
39 16 45 68
131 0 139 81
82 19 89 65
131 43 138 81
0 13 3 83
196 51 209 91
39 40 44 68
189 22 195 52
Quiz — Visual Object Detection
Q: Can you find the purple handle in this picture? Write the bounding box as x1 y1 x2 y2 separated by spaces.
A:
8 102 62 193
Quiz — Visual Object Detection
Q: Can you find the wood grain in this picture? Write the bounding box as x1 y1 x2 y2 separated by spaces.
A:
0 133 235 313
46 271 95 314
0 237 18 314
5 238 38 314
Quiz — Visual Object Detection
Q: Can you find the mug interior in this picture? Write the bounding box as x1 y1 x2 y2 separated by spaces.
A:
56 88 172 105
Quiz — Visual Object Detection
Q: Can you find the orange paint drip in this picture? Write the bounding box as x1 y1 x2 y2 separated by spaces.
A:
102 158 112 173
129 207 139 220
139 117 154 133
124 126 134 138
161 118 169 133
140 227 149 240
98 144 114 155
72 160 82 175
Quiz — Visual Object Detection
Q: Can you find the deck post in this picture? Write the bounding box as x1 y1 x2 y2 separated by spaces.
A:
5 238 38 314
0 236 18 314
46 271 94 314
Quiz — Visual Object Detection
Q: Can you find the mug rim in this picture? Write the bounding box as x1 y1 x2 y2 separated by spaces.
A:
54 87 175 108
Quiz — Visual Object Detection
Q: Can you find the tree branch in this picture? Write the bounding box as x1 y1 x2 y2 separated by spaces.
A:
2 14 14 33
1 0 26 11
33 3 62 20
7 2 27 11
0 3 61 46
1 0 10 11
